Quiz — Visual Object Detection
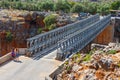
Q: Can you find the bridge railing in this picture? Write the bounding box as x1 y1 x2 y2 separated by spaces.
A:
56 15 111 60
26 14 100 57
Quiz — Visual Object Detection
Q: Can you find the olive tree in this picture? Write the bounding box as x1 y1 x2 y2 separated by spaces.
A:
70 3 84 13
97 3 110 15
86 2 98 14
40 1 54 11
43 14 57 30
54 0 71 12
110 1 120 10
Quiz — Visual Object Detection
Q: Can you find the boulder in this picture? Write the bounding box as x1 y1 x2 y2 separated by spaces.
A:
95 70 105 79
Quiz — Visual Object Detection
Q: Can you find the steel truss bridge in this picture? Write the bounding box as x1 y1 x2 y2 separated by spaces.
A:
26 14 111 60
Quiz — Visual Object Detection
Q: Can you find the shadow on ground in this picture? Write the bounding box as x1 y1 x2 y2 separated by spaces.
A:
32 47 57 60
0 55 23 67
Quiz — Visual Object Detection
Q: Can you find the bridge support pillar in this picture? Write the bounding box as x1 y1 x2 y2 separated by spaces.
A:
93 21 114 45
56 48 65 61
56 53 63 61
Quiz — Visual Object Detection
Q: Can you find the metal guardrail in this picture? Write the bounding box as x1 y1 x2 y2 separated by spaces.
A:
26 14 100 57
56 15 111 60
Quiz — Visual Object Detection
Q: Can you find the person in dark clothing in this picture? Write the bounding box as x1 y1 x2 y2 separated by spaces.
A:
11 48 15 59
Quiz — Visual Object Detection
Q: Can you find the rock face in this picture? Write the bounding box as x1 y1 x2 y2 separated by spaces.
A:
56 44 120 80
93 22 114 45
0 10 45 56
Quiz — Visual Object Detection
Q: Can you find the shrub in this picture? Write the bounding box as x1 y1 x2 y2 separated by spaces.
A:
77 53 81 58
6 31 13 43
37 28 42 34
110 1 120 10
64 61 68 65
83 54 91 62
43 14 57 29
70 3 84 13
86 2 98 14
48 24 56 30
97 3 110 15
54 0 71 12
107 50 117 54
40 2 54 11
66 65 72 73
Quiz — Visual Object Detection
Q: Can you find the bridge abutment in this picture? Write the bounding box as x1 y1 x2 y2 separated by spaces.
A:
93 21 114 45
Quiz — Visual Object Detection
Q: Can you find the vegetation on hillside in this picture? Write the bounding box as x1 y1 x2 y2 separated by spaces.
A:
43 14 57 30
0 0 119 15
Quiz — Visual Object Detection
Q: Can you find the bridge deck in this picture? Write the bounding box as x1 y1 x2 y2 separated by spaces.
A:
0 50 61 80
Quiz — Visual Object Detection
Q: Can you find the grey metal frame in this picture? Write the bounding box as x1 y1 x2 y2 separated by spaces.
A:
26 14 100 57
56 15 111 60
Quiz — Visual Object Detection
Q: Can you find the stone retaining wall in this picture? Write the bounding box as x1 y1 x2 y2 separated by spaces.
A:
49 52 75 79
0 52 11 65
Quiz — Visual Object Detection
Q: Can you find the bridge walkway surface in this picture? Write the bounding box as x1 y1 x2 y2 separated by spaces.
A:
0 50 62 80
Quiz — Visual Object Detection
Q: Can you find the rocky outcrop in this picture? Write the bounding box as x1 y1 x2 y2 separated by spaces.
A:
56 43 120 80
0 10 46 56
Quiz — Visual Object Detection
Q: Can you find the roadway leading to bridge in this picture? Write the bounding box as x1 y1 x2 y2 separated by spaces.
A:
0 50 62 80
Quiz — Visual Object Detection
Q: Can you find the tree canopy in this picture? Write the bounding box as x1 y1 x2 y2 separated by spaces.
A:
0 0 119 15
70 3 84 13
110 1 120 10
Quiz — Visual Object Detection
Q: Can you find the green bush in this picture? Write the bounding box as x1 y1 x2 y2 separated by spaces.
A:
77 53 81 58
37 28 42 34
48 24 56 30
64 61 68 65
66 65 72 73
6 31 13 43
83 54 91 62
54 0 71 12
70 3 84 13
97 3 110 15
40 2 54 11
107 50 117 54
43 14 57 29
110 1 120 10
86 2 98 14
0 0 119 14
119 7 120 10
